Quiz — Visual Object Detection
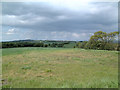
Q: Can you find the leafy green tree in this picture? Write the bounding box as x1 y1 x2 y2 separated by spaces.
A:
86 31 119 50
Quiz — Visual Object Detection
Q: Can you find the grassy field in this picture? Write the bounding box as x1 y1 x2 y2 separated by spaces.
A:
2 47 118 88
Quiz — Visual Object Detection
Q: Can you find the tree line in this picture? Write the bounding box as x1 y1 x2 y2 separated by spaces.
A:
2 42 65 48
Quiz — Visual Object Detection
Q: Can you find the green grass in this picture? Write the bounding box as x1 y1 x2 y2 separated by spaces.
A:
2 47 118 88
63 42 76 48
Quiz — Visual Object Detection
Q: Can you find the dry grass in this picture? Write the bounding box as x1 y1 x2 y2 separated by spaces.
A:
2 47 118 88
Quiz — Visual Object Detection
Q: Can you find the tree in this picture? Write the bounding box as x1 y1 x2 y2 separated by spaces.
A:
86 31 119 50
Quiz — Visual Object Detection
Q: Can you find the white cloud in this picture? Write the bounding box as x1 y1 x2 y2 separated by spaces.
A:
6 28 15 35
72 33 80 38
81 33 87 36
90 8 98 14
47 0 91 11
25 38 31 39
51 32 56 34
57 15 68 20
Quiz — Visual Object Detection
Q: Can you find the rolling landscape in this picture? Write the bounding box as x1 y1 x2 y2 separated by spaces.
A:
1 0 119 89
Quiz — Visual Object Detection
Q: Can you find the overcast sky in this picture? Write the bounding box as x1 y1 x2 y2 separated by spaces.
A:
2 1 118 41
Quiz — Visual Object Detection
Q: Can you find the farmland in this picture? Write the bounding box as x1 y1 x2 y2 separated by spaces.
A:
2 47 118 88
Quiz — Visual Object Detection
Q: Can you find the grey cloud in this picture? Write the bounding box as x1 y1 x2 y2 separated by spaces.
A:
2 2 118 41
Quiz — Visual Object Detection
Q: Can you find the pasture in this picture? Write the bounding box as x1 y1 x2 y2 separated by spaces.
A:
2 47 118 88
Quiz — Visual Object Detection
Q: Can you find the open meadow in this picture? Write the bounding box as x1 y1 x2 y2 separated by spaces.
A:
2 47 118 88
